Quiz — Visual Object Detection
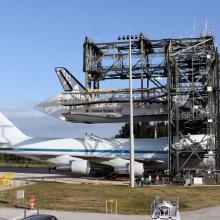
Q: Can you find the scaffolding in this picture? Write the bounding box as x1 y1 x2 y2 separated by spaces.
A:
167 36 219 175
64 34 219 178
83 34 167 100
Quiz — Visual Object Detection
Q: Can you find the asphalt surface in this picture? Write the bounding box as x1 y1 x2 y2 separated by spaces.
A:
0 208 147 220
1 206 220 220
181 206 220 220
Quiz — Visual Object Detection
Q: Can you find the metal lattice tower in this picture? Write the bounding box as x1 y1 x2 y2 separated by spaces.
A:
167 36 219 175
83 35 167 98
81 34 219 177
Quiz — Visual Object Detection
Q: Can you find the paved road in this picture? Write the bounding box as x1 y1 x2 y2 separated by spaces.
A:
181 206 220 220
0 208 147 220
1 206 220 220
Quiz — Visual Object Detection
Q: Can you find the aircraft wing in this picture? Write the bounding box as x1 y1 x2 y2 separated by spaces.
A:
46 155 85 165
46 155 126 166
45 154 165 176
44 154 165 167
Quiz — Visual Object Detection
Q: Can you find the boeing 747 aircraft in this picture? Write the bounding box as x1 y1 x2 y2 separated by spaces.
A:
0 112 212 176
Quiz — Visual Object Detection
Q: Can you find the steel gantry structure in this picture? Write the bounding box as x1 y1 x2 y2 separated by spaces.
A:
82 34 220 178
83 34 167 100
166 36 219 175
51 34 216 179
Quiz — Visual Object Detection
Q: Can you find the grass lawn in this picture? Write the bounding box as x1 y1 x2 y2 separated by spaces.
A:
1 182 220 214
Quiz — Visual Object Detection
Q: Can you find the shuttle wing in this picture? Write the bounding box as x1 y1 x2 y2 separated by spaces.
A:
55 67 85 93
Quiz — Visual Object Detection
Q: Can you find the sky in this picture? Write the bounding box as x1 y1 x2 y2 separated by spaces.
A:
0 0 219 138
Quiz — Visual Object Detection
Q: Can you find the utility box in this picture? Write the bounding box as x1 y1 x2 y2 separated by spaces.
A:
193 177 203 185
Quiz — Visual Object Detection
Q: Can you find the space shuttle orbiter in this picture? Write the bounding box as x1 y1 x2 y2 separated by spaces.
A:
36 67 168 123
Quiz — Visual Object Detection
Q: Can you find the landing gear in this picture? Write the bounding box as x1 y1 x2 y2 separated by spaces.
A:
104 172 117 180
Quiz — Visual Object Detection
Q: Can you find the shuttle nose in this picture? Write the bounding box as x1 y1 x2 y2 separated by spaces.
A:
35 94 62 116
35 101 45 112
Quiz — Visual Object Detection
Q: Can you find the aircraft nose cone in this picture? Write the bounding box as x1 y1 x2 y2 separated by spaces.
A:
35 101 45 112
35 94 62 115
35 99 51 113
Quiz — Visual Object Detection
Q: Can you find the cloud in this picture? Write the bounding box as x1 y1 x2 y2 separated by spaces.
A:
0 102 43 118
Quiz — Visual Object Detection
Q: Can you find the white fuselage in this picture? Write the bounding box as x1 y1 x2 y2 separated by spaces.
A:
0 133 213 171
0 135 168 165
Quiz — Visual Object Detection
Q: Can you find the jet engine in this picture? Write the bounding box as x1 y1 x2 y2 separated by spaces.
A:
56 160 90 175
70 160 90 175
114 163 144 176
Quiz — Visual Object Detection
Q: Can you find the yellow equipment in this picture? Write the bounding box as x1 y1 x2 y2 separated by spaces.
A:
0 172 14 186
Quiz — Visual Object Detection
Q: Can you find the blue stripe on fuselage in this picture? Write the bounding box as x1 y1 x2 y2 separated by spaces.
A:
0 147 167 154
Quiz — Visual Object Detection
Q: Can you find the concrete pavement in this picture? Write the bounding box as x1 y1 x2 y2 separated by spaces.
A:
181 206 220 220
1 206 220 220
0 208 147 220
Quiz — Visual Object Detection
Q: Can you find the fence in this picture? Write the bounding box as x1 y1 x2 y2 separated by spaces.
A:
0 190 149 214
0 175 150 214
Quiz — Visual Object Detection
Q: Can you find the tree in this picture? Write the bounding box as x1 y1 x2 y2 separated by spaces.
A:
116 121 168 138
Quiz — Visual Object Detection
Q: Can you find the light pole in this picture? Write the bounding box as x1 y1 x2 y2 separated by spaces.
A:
129 35 135 188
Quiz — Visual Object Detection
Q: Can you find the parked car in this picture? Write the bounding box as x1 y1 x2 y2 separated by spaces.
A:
24 214 57 220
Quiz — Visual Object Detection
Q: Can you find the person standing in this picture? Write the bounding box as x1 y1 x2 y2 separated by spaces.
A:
141 176 144 187
148 174 152 184
156 175 160 184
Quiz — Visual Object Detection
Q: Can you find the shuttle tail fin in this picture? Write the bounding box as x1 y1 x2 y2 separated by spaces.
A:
55 67 86 93
0 112 29 144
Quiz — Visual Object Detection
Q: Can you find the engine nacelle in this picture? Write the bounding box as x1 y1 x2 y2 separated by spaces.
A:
56 164 71 172
114 163 144 176
71 160 90 175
